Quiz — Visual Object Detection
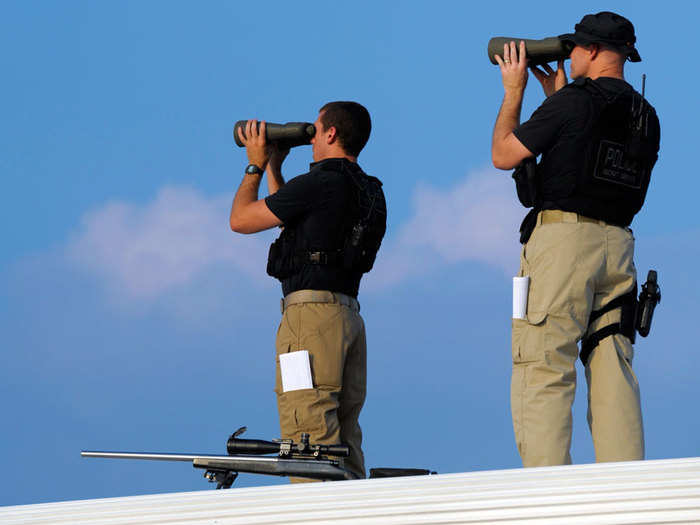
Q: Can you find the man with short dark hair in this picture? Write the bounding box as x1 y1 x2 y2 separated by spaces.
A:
491 12 660 466
230 101 386 480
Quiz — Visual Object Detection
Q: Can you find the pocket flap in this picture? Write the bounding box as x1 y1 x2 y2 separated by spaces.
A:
526 310 547 325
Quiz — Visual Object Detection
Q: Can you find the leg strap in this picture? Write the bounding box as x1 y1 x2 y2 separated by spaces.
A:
581 287 637 366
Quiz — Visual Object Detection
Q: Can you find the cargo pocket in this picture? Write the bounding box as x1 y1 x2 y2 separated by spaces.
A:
512 310 547 363
277 387 339 439
277 388 321 433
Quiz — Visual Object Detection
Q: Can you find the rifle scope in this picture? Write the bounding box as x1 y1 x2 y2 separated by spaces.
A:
487 37 574 66
233 121 316 149
227 434 350 457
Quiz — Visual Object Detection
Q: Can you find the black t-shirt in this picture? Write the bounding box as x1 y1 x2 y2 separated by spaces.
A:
513 77 660 225
514 78 633 171
265 158 380 298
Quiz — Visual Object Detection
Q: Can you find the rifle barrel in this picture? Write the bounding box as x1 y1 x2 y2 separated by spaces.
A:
81 451 201 462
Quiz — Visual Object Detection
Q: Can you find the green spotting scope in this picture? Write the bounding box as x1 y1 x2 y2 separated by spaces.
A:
487 37 574 66
233 121 316 149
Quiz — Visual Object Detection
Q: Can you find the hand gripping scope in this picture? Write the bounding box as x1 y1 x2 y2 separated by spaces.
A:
233 121 316 149
487 37 574 66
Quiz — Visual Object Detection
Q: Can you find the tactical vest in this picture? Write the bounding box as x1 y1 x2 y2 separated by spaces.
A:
519 78 659 227
266 162 387 281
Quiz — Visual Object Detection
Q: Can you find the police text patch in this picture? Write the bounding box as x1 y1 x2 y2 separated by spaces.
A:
593 140 645 189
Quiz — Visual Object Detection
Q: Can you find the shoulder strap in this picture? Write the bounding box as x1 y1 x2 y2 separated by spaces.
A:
569 77 632 105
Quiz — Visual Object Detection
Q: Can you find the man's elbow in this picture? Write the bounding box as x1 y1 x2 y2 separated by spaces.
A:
492 149 516 171
492 157 509 170
230 215 253 234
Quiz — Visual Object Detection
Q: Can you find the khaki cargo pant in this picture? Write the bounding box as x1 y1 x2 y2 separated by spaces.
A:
275 290 367 481
512 211 644 467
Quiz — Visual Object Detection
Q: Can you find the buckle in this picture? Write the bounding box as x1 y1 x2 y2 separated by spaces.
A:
308 251 328 264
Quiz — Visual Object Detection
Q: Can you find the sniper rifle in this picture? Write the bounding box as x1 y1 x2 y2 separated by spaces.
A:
82 426 434 489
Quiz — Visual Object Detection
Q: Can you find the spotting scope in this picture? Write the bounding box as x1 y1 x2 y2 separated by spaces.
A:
487 37 574 66
233 121 316 149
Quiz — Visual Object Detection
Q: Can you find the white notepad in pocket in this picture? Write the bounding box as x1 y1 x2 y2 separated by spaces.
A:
513 276 530 320
279 350 313 392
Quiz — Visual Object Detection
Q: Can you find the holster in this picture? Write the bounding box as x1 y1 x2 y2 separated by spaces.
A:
267 234 299 280
518 208 540 245
512 158 538 208
513 159 540 245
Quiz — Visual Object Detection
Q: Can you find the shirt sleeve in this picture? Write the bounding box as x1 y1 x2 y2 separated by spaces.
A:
514 88 585 156
264 172 322 225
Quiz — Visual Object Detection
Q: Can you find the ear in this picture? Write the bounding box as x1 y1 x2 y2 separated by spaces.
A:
589 43 600 60
326 126 338 144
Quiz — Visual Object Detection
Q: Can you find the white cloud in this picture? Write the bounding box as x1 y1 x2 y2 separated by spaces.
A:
67 169 524 301
404 168 522 266
366 167 524 289
67 186 273 300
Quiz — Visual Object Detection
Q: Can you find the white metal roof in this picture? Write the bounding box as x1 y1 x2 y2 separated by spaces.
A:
2 457 700 524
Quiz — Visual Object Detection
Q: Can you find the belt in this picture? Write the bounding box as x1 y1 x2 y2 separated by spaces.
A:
281 290 360 314
539 209 607 226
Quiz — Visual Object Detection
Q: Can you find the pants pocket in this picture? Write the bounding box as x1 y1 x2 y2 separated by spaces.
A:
277 388 340 438
512 310 547 363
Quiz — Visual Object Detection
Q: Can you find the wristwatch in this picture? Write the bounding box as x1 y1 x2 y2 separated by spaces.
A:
245 164 264 175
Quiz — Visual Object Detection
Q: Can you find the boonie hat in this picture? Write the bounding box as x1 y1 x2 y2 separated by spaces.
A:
559 11 641 62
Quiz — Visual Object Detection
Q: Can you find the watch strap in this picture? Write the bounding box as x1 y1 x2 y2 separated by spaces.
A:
245 164 264 175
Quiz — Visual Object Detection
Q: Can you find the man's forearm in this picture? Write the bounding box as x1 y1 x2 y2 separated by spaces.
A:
231 173 262 220
493 90 524 145
229 172 283 234
491 89 534 169
230 119 284 233
491 41 534 170
266 163 285 195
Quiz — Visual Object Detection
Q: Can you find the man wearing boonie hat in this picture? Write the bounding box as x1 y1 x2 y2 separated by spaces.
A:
490 12 661 466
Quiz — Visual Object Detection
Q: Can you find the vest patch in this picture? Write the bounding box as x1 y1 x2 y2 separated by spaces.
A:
593 140 646 189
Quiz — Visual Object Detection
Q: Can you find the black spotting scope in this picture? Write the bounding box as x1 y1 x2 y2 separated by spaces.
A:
487 37 574 66
233 121 316 149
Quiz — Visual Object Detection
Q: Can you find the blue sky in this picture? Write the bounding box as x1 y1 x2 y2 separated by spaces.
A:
2 1 699 506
